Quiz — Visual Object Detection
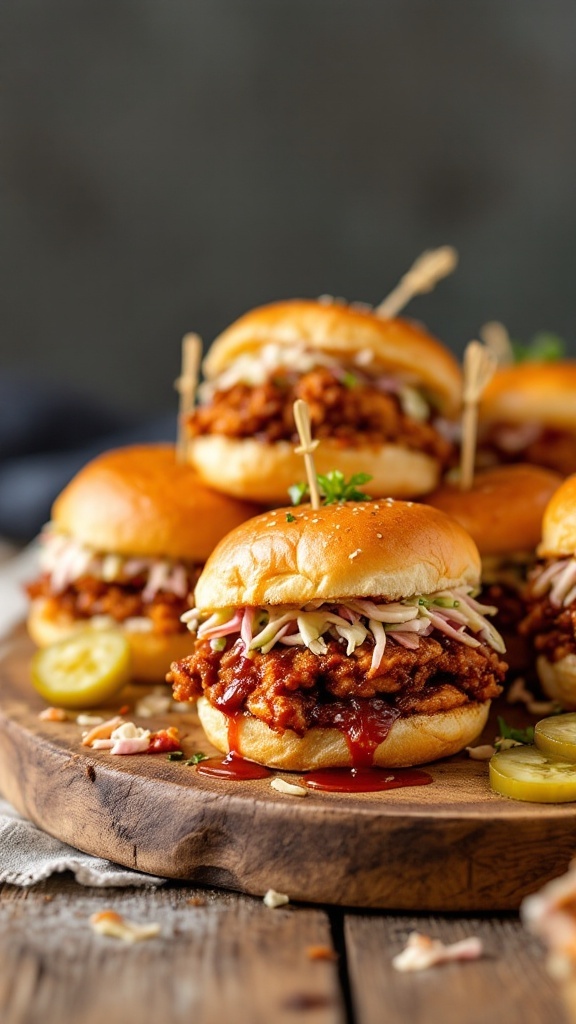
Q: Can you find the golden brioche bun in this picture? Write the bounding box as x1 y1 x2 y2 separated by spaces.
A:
197 696 490 770
480 362 576 429
188 435 440 504
27 599 194 682
536 655 576 710
52 444 260 561
194 500 481 611
203 299 462 416
538 474 576 557
426 465 562 557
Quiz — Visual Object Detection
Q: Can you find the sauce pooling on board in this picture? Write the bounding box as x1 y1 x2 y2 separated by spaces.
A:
194 708 433 792
303 767 432 793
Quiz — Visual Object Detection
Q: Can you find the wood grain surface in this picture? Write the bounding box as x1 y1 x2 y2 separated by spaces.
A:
0 878 344 1024
0 877 571 1024
1 627 576 911
344 912 568 1024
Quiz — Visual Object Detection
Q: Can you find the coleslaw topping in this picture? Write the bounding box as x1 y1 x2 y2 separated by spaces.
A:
38 526 194 599
531 557 576 608
185 587 505 676
199 342 431 421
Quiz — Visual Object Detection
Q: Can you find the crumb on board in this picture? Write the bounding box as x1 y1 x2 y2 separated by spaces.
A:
263 889 290 909
466 744 496 761
89 910 161 943
392 931 484 972
306 945 339 961
38 707 68 722
270 778 307 798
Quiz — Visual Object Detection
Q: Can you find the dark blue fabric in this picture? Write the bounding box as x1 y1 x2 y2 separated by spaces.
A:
0 375 176 540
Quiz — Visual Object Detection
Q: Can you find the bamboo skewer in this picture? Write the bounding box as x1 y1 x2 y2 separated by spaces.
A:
293 399 321 510
479 321 515 367
174 333 202 464
459 341 498 491
375 246 459 319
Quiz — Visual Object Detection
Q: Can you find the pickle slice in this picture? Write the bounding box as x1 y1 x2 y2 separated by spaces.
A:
535 713 576 762
31 631 131 709
490 745 576 803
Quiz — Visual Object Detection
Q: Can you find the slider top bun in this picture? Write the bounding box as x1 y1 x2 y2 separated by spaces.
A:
52 444 260 562
194 500 480 611
426 465 562 557
480 362 576 429
203 299 462 416
538 473 576 557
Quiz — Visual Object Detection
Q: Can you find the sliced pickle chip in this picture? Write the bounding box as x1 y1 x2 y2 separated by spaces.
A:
31 631 131 709
535 713 576 762
489 745 576 803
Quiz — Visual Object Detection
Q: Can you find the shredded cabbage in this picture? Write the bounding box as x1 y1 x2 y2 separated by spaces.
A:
39 525 194 599
190 586 505 675
532 557 576 608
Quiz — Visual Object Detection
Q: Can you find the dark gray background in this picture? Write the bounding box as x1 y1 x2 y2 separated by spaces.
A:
1 0 575 416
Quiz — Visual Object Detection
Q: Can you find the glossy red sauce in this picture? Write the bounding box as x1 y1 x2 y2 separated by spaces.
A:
196 752 272 781
304 767 432 793
314 698 400 769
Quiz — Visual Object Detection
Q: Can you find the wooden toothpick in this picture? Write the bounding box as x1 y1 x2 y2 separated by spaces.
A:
375 246 459 319
479 321 515 367
174 333 202 464
293 399 321 510
460 341 498 491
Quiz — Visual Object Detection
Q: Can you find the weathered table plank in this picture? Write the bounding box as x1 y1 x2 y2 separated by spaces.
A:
344 912 568 1024
0 879 345 1024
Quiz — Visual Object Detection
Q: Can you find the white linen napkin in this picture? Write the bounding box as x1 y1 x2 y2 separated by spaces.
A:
0 543 165 887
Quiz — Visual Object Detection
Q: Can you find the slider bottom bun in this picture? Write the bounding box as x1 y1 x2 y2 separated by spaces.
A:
188 435 440 503
197 696 491 770
27 600 194 683
537 655 576 710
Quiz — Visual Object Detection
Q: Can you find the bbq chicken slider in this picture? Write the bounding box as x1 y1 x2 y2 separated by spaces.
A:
26 445 259 680
169 500 507 769
479 362 576 477
426 465 562 672
187 300 462 503
522 474 576 707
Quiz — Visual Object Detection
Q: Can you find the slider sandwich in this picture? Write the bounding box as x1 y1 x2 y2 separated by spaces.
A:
186 300 462 503
479 363 576 477
521 474 576 707
427 465 561 673
168 500 507 769
26 445 259 680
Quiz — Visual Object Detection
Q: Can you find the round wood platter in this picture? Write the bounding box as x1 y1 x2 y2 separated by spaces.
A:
1 626 576 911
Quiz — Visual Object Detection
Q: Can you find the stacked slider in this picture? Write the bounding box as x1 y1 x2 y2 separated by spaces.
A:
186 299 462 503
26 445 259 680
426 464 561 673
479 362 576 477
522 474 576 707
168 500 507 770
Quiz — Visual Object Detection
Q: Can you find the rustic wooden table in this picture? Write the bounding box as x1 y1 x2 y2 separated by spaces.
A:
0 875 568 1024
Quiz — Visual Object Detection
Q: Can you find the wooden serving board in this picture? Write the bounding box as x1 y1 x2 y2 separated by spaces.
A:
1 626 576 911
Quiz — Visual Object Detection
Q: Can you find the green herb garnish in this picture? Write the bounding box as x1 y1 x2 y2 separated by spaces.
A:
341 371 358 389
185 752 209 766
167 751 184 761
497 716 535 745
288 471 373 506
512 332 566 364
286 512 296 523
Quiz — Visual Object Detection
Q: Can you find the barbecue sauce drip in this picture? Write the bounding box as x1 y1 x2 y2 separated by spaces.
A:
312 697 400 769
196 712 272 780
202 657 431 790
303 767 432 793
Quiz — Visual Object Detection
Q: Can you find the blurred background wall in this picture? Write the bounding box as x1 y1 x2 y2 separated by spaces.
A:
1 0 576 417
